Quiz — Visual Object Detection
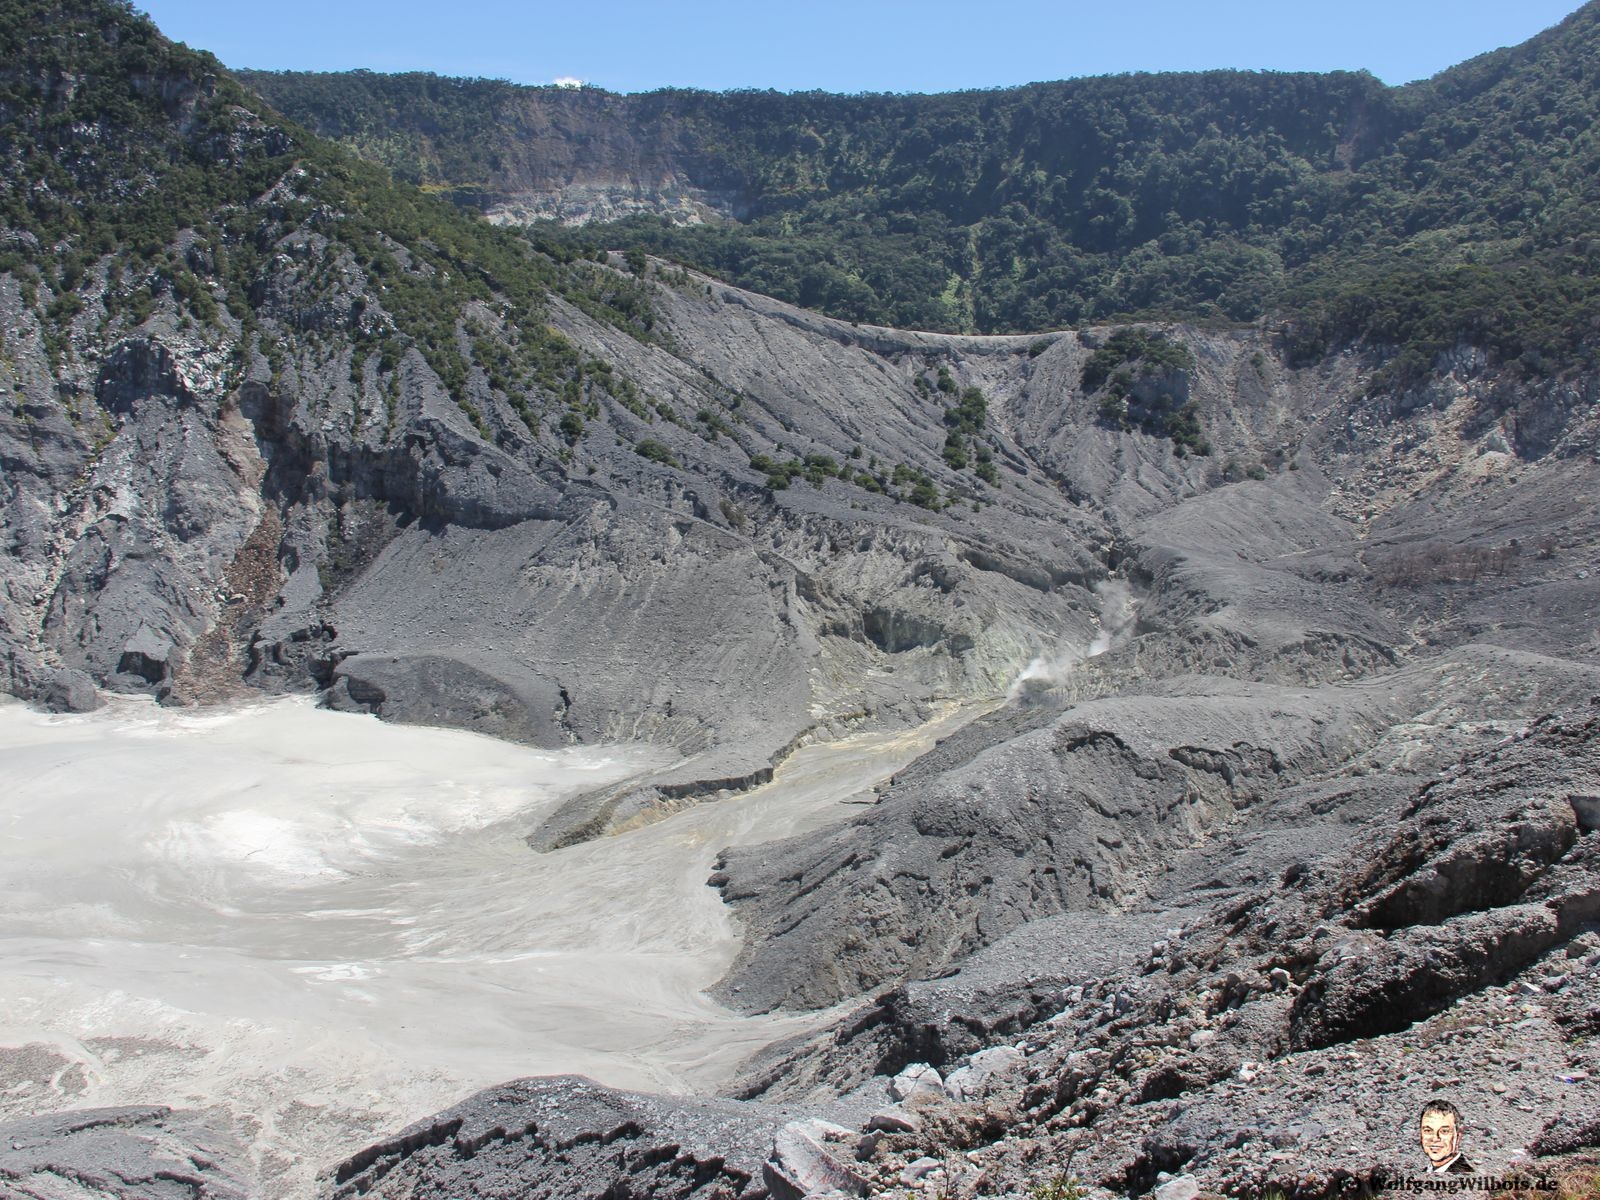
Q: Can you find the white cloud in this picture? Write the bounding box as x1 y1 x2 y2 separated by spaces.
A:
551 76 584 89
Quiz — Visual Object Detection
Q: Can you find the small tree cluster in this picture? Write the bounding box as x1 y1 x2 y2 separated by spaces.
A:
1372 539 1523 587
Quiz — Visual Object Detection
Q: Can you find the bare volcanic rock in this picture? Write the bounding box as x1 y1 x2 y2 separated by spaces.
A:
707 681 1375 1014
322 1076 787 1200
655 699 1600 1199
0 1106 249 1200
1286 712 1600 1052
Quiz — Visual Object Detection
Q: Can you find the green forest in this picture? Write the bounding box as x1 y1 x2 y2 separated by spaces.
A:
241 3 1600 382
3 0 1597 400
0 0 662 432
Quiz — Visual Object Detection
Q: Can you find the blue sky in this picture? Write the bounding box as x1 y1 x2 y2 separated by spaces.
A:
137 1 1586 93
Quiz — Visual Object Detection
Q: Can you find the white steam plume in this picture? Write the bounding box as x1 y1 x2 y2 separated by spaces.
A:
1006 580 1137 704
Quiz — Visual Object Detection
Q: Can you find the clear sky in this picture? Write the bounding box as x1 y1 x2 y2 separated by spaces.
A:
135 1 1588 94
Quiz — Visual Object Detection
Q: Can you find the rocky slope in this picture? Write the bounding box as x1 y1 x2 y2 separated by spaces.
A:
4 2 1600 1197
819 700 1600 1200
8 241 1600 1198
290 686 1600 1200
237 72 761 226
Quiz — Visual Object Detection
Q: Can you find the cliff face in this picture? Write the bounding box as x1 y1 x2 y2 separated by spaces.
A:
457 89 753 226
237 74 759 225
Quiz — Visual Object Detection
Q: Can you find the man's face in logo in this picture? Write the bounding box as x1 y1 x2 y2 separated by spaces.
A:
1419 1109 1461 1168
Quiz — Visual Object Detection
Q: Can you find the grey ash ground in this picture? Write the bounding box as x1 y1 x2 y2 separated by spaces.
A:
6 254 1599 1198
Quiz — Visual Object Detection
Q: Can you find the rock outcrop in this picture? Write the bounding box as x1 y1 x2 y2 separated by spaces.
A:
704 701 1600 1197
0 1106 248 1200
322 1076 786 1200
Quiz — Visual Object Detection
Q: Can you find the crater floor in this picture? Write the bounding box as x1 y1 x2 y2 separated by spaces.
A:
0 696 976 1197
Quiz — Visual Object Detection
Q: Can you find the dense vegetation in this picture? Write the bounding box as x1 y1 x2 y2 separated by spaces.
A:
241 68 1394 333
0 0 658 434
243 2 1600 381
5 0 1597 424
1081 329 1210 455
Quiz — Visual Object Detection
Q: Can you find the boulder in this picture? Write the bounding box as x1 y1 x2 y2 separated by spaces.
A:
0 1105 248 1200
764 1119 871 1200
887 1063 944 1102
116 625 173 685
943 1045 1024 1101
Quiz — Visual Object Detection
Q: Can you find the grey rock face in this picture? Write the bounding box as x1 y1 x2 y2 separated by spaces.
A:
709 676 1399 1014
326 651 570 746
2 255 1111 806
764 1119 870 1200
672 686 1600 1196
2 656 102 712
1286 721 1600 1051
323 1076 786 1200
35 665 102 712
11 240 1600 819
117 624 174 685
0 1106 249 1200
961 703 1600 1195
